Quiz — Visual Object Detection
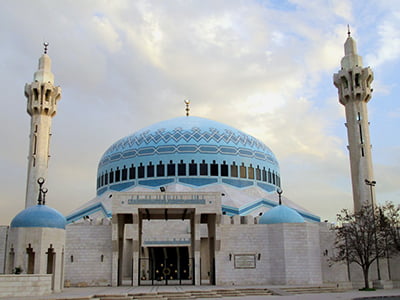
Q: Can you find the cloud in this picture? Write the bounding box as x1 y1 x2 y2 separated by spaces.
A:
0 0 398 225
365 11 400 67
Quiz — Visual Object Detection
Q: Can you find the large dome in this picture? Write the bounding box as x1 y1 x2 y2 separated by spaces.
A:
67 116 320 223
96 116 280 196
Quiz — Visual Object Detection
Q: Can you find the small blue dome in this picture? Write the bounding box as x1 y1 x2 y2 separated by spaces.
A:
259 205 305 224
11 205 66 229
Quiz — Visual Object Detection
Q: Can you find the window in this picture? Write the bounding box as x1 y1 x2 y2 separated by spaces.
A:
122 166 127 181
138 163 145 178
115 167 121 182
147 162 154 177
248 164 254 179
129 164 135 179
104 172 108 185
178 160 186 176
231 162 238 177
221 161 228 177
189 160 197 176
109 169 114 184
240 163 246 178
167 160 175 176
268 169 271 183
210 160 218 176
157 161 165 177
256 166 261 181
355 73 360 87
200 160 208 175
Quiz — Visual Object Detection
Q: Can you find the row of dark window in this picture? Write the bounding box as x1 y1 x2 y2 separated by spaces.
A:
97 160 281 189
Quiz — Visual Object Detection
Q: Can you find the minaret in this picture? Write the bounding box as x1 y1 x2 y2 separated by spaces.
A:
24 43 61 208
333 29 375 212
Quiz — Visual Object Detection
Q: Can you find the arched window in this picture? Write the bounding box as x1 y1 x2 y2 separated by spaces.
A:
231 162 238 177
221 161 228 177
210 160 218 176
256 165 261 181
200 160 208 175
129 164 136 179
109 169 114 184
138 163 145 178
240 163 246 179
115 167 121 182
157 161 165 177
178 160 186 176
189 160 197 176
248 164 254 179
104 171 108 185
147 162 154 177
122 166 128 181
167 160 175 176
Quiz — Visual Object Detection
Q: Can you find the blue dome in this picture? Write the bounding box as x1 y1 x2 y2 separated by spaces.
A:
11 205 66 229
259 205 305 224
96 116 281 195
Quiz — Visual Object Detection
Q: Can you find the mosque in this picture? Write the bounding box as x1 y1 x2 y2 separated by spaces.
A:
0 33 398 297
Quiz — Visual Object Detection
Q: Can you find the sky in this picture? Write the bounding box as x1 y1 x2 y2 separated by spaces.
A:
0 0 399 224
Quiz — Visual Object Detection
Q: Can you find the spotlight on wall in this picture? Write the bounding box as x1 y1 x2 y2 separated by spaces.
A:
160 186 166 192
258 253 261 261
229 253 232 261
259 212 263 216
222 211 226 215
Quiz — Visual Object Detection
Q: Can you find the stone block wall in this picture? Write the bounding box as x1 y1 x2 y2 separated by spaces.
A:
64 222 112 286
215 223 270 285
0 226 8 274
216 221 325 286
0 274 52 297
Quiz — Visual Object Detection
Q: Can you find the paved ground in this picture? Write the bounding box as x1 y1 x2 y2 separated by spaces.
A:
4 285 400 300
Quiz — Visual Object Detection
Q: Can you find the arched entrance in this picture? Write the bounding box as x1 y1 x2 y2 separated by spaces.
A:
111 192 221 286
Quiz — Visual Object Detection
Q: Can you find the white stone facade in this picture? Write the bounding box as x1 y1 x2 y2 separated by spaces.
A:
0 274 52 298
6 226 65 292
64 221 112 287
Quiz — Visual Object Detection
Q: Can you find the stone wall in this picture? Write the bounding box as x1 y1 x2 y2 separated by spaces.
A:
0 274 52 298
0 227 8 274
216 219 325 286
64 221 112 286
215 222 269 285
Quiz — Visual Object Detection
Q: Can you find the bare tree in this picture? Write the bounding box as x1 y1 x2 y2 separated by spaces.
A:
380 202 400 252
331 204 397 289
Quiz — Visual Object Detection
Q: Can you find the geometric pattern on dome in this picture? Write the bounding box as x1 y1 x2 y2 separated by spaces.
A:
99 143 277 167
100 125 276 165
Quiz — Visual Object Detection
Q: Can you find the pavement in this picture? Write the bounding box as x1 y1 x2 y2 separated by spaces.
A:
4 285 400 300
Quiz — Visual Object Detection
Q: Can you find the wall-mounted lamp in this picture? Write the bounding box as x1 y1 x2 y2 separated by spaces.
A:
257 253 261 261
229 253 232 261
160 186 166 192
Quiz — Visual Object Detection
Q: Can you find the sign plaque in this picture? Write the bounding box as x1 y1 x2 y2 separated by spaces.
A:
234 254 256 269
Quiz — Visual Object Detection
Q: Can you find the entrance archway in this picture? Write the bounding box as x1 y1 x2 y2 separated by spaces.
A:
111 192 221 286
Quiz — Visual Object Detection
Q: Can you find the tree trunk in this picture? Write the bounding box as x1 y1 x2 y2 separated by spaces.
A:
363 266 370 289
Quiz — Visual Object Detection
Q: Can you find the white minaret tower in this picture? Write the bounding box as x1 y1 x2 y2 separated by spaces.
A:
24 43 61 208
333 29 375 212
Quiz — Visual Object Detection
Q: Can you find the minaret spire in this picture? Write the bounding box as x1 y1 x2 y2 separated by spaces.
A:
333 32 375 212
24 45 62 208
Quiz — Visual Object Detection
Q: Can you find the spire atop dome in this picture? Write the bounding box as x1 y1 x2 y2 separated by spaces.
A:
43 42 49 54
184 99 190 116
347 24 351 37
